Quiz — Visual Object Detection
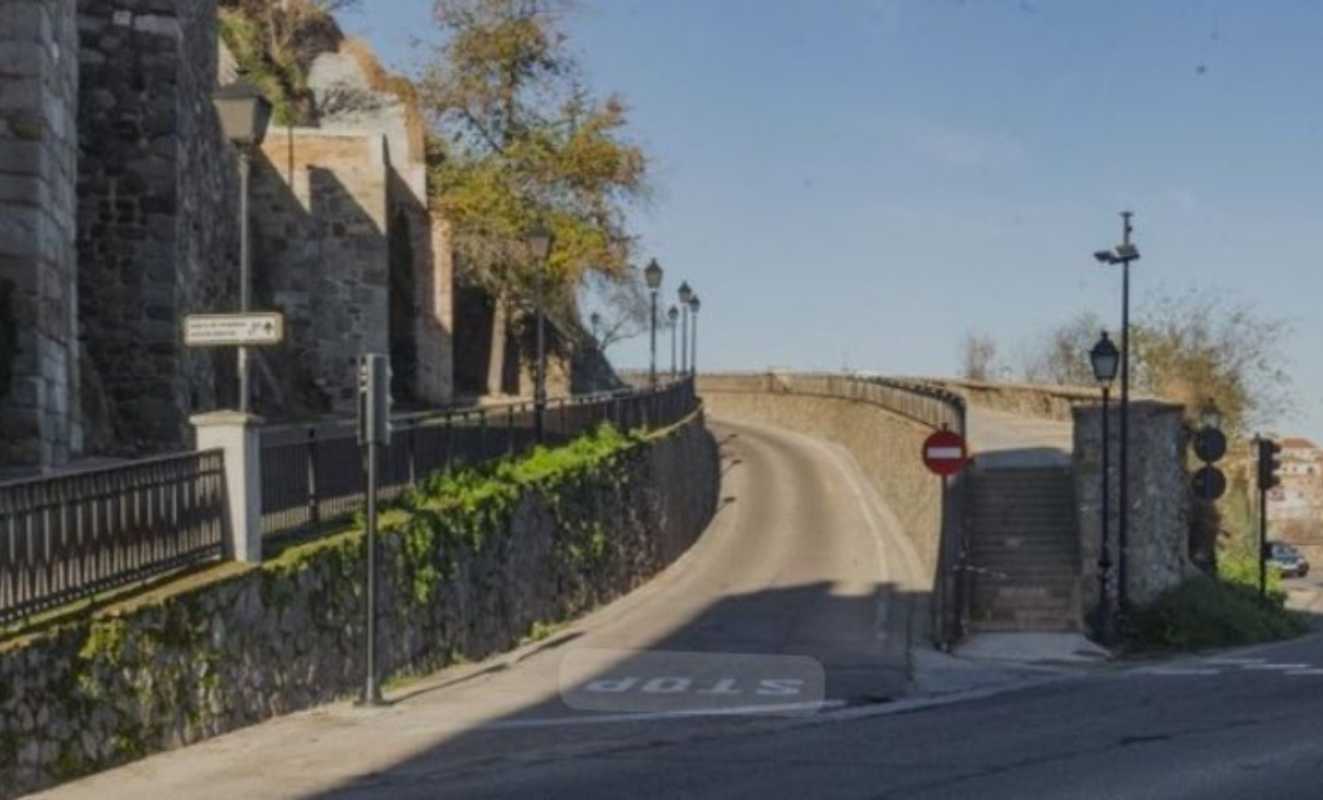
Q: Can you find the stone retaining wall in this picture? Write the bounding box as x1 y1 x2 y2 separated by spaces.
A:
0 412 719 797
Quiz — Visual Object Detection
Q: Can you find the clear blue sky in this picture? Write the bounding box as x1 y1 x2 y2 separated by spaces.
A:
338 1 1323 440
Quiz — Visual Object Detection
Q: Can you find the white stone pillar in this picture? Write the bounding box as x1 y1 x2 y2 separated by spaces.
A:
191 411 264 564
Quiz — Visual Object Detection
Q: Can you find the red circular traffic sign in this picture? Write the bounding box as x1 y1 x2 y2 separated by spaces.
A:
923 429 969 476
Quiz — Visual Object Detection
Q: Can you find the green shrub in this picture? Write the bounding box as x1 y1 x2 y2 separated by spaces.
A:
1217 548 1285 602
1127 575 1307 652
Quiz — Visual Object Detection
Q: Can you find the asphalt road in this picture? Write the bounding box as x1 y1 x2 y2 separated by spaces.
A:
36 419 921 799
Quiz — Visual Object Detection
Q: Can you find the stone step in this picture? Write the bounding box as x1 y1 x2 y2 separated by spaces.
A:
967 614 1079 633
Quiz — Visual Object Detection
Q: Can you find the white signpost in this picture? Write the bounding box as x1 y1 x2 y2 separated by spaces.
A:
184 312 285 347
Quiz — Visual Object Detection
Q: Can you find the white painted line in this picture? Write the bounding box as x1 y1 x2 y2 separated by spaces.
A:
1239 663 1311 671
1134 667 1222 676
473 701 849 730
1201 657 1266 665
926 447 963 459
1283 669 1323 676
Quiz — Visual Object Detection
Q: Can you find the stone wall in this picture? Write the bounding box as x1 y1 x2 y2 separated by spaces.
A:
697 375 960 643
74 0 239 455
1074 400 1198 615
0 0 81 470
0 411 718 797
251 128 389 413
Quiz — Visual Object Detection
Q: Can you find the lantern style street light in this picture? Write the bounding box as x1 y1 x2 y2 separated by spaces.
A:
1090 330 1120 644
1092 211 1140 614
677 281 693 374
527 223 554 442
688 294 701 376
589 312 602 348
644 259 664 389
212 81 272 413
1200 398 1223 431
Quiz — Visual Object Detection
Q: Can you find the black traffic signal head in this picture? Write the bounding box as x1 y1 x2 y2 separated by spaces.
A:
1258 438 1283 490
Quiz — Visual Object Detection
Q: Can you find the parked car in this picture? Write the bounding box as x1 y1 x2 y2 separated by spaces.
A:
1266 541 1310 578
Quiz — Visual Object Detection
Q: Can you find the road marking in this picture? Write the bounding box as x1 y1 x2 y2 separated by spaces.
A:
1283 669 1323 676
473 701 849 730
1239 663 1311 671
1200 657 1266 666
1134 667 1222 676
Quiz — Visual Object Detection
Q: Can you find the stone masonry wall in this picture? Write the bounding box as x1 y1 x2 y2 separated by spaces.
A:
0 411 719 797
0 0 81 470
75 0 239 455
251 128 389 414
1074 400 1198 615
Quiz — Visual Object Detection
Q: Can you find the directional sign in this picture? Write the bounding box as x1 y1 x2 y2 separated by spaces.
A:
923 429 969 476
184 312 285 347
1193 466 1227 500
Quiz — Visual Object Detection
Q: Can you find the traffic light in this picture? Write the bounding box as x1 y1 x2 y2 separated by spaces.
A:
1257 438 1283 491
357 353 392 446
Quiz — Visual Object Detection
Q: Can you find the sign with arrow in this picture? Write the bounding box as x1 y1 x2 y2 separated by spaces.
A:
184 312 285 347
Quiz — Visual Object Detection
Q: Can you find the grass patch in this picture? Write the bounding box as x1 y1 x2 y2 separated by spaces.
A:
1124 573 1308 652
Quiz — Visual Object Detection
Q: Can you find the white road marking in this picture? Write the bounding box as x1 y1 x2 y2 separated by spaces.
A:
1200 657 1266 665
472 701 849 730
1134 667 1222 676
1283 669 1323 676
1239 663 1311 671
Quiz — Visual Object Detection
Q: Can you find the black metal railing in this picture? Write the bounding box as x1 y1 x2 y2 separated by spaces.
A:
0 450 228 625
258 378 698 539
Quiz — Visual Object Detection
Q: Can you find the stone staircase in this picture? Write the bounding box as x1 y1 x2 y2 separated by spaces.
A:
966 467 1081 632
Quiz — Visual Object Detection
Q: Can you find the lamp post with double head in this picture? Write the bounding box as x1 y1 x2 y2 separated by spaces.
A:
678 282 693 375
1092 211 1140 615
212 81 272 413
667 305 679 379
1090 330 1120 644
644 259 664 390
527 224 554 442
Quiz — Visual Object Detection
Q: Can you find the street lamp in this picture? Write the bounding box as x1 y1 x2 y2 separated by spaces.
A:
527 223 554 442
589 312 602 348
1090 330 1120 644
1092 211 1140 614
678 281 693 375
1200 398 1223 431
644 259 664 389
667 305 679 379
213 81 273 413
688 294 701 376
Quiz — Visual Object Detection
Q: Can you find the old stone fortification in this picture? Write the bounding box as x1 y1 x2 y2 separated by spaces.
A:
916 378 1102 422
0 411 719 797
1074 400 1197 612
696 374 954 643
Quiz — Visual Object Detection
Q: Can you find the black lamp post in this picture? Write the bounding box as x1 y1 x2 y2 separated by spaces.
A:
590 312 602 348
527 224 554 442
212 81 272 413
667 305 679 379
688 294 701 376
678 281 693 374
1090 330 1120 644
644 259 664 390
1092 211 1140 614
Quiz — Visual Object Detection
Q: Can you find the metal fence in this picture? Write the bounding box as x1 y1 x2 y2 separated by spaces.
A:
258 377 699 539
0 450 228 625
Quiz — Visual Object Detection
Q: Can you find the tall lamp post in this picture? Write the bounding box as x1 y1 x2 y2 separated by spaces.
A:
1092 211 1140 614
590 312 602 348
688 294 701 375
212 81 272 413
678 281 693 374
527 224 554 442
644 259 664 389
667 305 679 379
1090 330 1120 644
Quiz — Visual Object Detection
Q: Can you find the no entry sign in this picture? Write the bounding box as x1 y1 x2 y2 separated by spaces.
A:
923 429 968 476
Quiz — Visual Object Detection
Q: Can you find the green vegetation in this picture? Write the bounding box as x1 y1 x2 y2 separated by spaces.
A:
1125 571 1307 652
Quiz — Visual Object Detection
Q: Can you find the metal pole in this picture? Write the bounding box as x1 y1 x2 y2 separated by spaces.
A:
1099 385 1112 644
238 148 251 413
680 304 689 374
1259 441 1268 600
535 265 546 443
361 438 383 706
670 318 677 379
649 290 658 390
1117 210 1133 615
690 309 698 376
